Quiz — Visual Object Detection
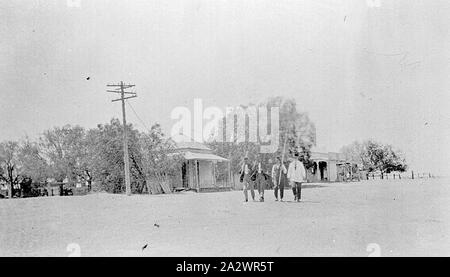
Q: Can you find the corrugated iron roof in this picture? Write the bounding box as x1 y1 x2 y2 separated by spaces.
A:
182 151 228 162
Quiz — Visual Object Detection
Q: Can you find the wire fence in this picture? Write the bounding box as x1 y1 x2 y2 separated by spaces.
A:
364 172 435 180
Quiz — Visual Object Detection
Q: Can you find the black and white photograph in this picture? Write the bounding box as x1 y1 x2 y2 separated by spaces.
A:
0 0 449 260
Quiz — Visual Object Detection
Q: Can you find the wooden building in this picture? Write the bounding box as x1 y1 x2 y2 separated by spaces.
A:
173 141 232 192
307 150 361 182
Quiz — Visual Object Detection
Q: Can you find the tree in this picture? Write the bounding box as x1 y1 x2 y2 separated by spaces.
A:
0 139 50 198
0 141 20 198
17 138 49 184
39 125 87 183
365 140 407 177
207 96 317 178
266 97 316 168
341 140 407 178
139 123 183 193
341 141 367 165
85 118 144 193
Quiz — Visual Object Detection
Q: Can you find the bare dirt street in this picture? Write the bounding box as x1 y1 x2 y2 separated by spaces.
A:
1 178 449 257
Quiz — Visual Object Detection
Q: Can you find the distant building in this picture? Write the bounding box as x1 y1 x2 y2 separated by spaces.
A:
307 147 361 182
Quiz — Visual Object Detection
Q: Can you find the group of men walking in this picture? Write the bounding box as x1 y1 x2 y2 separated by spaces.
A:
239 153 307 202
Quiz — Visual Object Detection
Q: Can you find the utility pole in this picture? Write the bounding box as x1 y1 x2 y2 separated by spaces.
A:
107 82 137 196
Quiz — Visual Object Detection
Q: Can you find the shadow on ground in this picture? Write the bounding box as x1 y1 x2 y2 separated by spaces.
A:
302 184 328 189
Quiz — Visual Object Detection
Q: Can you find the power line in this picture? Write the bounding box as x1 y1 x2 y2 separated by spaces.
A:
127 101 153 134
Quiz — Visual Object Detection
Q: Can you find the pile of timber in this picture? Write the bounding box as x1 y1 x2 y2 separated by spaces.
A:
146 179 172 194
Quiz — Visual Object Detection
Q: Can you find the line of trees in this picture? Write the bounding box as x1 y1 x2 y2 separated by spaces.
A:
1 96 316 198
340 140 408 178
0 119 181 198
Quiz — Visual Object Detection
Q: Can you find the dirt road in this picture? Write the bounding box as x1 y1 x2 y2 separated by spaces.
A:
1 178 449 256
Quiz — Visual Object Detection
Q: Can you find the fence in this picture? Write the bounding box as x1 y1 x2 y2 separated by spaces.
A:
365 171 434 180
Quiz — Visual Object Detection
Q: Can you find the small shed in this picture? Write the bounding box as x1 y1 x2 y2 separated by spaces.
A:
307 149 361 182
174 141 232 192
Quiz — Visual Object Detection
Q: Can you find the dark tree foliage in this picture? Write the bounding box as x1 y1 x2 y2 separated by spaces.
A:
86 118 144 193
341 139 408 174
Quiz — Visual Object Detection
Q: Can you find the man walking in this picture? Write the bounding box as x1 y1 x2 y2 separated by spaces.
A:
271 156 287 201
252 155 267 202
287 153 307 202
240 156 255 202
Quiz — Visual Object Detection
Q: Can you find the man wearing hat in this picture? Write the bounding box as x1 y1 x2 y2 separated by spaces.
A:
287 153 307 202
252 154 268 202
271 156 287 201
239 156 255 202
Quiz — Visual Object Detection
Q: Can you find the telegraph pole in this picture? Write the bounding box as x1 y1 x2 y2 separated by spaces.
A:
107 82 137 196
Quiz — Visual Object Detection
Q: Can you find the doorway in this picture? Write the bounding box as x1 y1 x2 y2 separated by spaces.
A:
181 162 188 188
318 161 328 181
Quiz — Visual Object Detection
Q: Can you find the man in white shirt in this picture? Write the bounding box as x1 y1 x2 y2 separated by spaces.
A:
287 153 307 202
239 157 255 202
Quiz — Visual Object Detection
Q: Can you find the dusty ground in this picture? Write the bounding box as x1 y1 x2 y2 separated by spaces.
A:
1 178 449 257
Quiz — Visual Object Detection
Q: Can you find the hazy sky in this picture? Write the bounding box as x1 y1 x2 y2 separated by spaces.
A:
1 0 449 174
